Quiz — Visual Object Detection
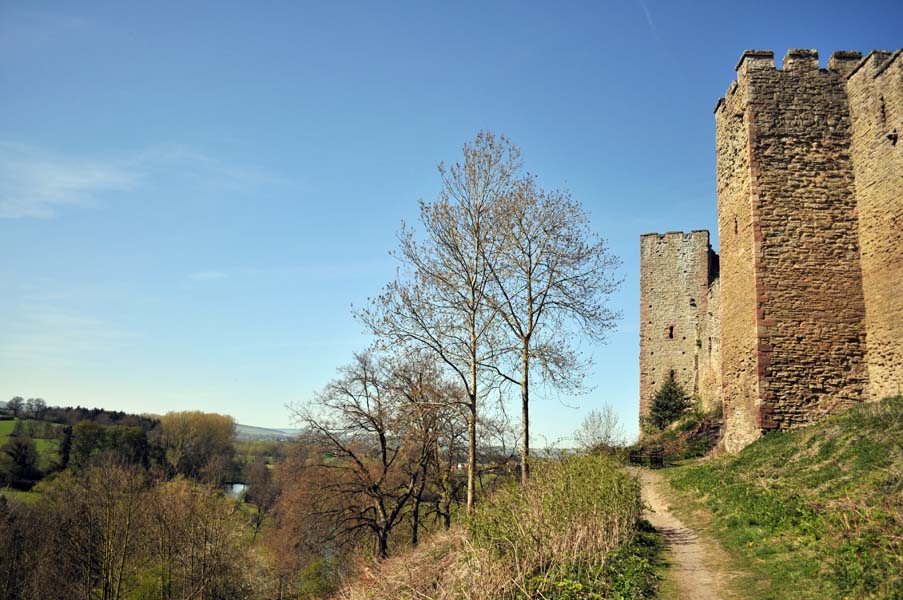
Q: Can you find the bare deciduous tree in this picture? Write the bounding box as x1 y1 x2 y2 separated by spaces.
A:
244 459 278 543
358 131 520 514
290 352 439 558
574 405 625 452
482 175 622 483
6 397 24 418
385 352 462 544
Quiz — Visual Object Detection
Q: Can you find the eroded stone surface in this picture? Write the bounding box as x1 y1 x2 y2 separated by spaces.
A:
639 232 720 427
641 48 903 452
847 51 903 402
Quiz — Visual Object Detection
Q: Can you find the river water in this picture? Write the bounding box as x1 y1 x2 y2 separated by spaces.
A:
224 483 247 500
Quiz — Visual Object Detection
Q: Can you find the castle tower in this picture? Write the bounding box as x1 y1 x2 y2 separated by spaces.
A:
845 50 903 401
639 231 719 431
715 49 870 451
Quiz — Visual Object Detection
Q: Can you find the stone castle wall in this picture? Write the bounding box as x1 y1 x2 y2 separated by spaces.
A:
638 231 718 427
640 48 902 451
727 49 870 445
698 275 721 413
713 63 762 450
846 51 903 401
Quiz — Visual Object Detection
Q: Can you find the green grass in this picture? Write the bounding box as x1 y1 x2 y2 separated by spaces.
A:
0 418 63 436
468 455 659 599
0 488 41 504
0 419 62 471
664 396 903 600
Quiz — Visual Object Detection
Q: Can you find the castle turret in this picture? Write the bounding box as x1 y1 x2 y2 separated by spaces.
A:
639 231 719 432
643 48 902 452
715 49 871 451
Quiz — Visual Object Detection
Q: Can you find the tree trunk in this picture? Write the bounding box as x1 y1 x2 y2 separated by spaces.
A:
467 317 478 515
466 401 477 515
376 529 389 559
411 467 427 545
520 341 530 486
434 438 452 529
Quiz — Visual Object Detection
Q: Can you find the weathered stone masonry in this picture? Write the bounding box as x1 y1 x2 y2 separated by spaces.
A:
639 231 720 428
640 49 903 452
846 51 903 403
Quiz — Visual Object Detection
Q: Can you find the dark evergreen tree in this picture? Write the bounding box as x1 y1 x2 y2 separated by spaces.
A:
648 371 691 430
59 425 73 469
1 437 39 484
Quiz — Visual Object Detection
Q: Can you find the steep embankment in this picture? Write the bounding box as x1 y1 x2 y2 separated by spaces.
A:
335 454 661 600
665 396 903 599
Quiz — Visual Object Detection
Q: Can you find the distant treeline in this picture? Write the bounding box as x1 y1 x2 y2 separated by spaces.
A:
0 399 242 491
2 396 158 430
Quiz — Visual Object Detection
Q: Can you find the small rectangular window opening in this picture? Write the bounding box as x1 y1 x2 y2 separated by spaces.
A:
668 325 674 339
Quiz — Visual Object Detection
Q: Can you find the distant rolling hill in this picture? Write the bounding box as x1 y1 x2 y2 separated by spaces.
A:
235 424 302 441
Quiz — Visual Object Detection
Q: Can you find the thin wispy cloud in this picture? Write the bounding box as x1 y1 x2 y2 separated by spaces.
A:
637 0 656 34
0 142 139 219
0 141 299 220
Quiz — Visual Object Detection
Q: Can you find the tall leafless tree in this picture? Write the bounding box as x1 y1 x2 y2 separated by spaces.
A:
574 404 626 452
481 175 621 484
357 131 519 514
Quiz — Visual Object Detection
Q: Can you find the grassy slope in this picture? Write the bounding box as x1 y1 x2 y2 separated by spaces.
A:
664 396 903 599
337 454 662 600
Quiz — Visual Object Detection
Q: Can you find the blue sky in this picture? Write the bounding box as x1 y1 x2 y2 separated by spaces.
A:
1 1 900 442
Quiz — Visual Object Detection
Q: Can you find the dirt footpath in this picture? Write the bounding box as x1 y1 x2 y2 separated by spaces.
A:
633 468 740 600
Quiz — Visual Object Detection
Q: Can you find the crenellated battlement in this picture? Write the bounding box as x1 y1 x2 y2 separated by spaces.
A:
645 47 903 451
782 48 819 70
848 49 901 80
828 50 863 77
734 49 774 71
640 230 711 243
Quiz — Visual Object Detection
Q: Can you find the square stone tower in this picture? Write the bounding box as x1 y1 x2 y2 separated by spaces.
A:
639 231 720 430
715 49 871 451
641 48 901 451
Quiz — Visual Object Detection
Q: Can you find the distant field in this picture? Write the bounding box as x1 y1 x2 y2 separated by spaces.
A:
0 418 62 435
235 423 301 441
0 488 41 504
0 419 61 471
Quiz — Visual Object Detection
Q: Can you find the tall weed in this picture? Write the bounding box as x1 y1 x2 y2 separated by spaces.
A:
336 454 656 600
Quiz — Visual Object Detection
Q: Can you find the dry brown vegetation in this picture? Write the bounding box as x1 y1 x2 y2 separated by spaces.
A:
335 454 653 600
